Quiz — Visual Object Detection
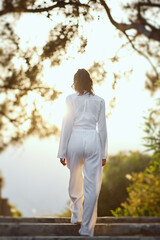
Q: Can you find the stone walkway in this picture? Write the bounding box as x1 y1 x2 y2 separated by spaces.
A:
0 217 160 239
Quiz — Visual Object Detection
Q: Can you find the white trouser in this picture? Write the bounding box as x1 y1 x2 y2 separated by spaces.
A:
66 128 103 237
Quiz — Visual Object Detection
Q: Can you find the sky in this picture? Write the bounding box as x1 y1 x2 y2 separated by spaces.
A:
0 4 159 217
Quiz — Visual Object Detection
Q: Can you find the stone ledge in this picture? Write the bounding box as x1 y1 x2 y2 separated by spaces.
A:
0 217 160 223
0 223 160 236
0 236 160 240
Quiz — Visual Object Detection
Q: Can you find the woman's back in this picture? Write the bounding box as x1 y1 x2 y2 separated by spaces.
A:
66 92 105 131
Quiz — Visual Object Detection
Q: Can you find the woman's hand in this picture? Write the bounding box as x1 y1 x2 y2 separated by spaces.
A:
60 158 66 166
60 158 106 166
102 158 106 166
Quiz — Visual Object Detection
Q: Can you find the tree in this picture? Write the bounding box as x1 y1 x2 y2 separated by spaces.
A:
101 1 160 216
0 169 22 216
97 151 151 216
0 0 90 152
1 0 160 152
99 0 160 93
111 100 160 216
111 163 160 216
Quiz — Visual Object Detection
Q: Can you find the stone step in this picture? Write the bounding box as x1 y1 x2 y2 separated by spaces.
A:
0 236 160 240
0 217 160 223
0 223 160 236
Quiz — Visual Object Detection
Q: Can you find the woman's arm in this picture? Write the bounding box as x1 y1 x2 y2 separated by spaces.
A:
57 96 74 160
98 99 108 161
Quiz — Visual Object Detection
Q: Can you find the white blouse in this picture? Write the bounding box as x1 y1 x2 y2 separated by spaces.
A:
57 92 108 160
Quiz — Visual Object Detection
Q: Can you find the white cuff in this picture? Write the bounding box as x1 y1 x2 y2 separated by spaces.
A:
57 155 66 159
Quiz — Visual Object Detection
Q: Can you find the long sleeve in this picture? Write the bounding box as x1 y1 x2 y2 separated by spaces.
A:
98 99 108 160
57 96 74 159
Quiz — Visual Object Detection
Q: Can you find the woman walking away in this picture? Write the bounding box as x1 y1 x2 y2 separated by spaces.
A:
57 68 108 237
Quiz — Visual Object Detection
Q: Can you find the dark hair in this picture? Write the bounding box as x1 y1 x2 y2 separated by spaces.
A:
72 69 94 95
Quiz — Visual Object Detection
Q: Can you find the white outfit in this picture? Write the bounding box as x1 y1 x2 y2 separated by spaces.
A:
57 92 108 237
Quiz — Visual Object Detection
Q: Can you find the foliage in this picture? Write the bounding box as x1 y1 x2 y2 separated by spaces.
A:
111 161 160 216
8 202 23 217
111 100 160 216
97 151 151 216
0 169 22 216
143 98 160 159
56 200 71 218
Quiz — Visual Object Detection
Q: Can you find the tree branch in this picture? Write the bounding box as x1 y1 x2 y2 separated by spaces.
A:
0 86 53 91
100 0 160 41
0 1 89 16
137 2 159 32
25 2 89 13
100 0 160 80
123 31 159 79
137 2 160 8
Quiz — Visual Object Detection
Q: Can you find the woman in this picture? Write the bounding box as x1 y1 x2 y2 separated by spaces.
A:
57 68 108 237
